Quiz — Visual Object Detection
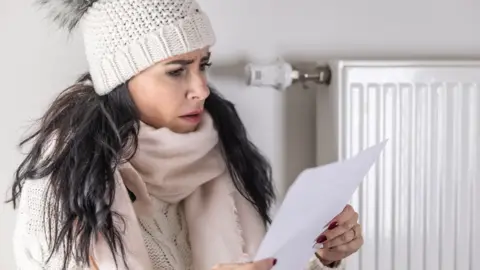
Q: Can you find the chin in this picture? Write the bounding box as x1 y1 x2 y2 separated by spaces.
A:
169 122 200 134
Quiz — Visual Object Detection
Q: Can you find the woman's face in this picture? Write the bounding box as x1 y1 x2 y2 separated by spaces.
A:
128 47 211 133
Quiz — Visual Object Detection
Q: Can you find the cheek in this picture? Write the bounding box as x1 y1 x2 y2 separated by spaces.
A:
129 78 186 126
152 90 184 120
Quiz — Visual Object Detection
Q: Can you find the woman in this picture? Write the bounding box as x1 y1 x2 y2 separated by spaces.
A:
8 0 363 269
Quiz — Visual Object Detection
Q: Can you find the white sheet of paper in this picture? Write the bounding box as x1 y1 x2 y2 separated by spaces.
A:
254 140 388 270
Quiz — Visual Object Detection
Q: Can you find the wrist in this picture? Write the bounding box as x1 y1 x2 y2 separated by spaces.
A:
315 252 341 268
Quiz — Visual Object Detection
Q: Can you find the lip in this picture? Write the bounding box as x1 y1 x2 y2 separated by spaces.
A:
179 109 204 124
181 109 204 117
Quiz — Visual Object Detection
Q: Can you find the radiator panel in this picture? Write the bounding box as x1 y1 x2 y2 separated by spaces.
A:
326 61 480 270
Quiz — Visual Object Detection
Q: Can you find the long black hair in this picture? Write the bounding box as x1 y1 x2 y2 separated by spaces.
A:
7 73 275 269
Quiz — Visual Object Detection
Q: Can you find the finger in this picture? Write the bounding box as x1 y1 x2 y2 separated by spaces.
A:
323 224 361 248
319 213 359 246
250 258 277 270
316 216 358 248
326 204 357 228
329 235 364 255
212 263 236 269
211 261 251 270
325 204 354 226
316 236 364 263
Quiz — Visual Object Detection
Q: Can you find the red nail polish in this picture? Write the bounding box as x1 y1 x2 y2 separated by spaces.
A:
273 258 277 265
328 222 339 230
316 235 327 243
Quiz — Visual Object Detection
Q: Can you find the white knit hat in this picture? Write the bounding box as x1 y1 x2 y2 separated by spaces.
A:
39 0 216 95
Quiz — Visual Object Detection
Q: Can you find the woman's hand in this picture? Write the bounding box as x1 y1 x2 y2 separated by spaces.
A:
212 258 277 270
314 204 363 266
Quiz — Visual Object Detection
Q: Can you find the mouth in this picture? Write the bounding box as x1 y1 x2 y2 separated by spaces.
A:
179 110 204 124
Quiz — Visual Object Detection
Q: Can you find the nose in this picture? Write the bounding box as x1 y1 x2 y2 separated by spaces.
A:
187 71 210 100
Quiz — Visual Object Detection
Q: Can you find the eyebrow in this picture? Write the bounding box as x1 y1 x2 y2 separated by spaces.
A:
166 59 194 65
166 52 211 65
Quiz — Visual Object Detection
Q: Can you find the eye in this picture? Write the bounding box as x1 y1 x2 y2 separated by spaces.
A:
167 68 185 77
200 62 212 71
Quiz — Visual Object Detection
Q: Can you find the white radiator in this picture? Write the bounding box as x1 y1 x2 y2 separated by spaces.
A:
316 60 480 270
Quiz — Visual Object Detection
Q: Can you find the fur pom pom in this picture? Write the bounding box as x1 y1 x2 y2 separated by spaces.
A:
37 0 97 31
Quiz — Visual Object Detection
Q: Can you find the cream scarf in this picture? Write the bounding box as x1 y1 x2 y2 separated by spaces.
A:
91 113 266 270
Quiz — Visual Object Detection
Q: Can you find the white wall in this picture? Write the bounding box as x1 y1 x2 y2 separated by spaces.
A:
1 0 479 269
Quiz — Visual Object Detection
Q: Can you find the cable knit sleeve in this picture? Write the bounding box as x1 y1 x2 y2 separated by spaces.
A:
306 256 346 269
13 179 87 270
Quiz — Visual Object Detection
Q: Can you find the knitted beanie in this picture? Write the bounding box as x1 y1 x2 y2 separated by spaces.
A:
39 0 216 95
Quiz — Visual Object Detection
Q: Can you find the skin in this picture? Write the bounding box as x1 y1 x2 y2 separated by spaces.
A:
315 204 364 265
212 258 276 270
128 47 364 266
129 47 212 133
214 204 363 269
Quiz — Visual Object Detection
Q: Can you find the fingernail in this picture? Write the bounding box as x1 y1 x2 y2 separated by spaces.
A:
313 243 324 249
273 258 277 265
316 235 327 243
328 221 339 230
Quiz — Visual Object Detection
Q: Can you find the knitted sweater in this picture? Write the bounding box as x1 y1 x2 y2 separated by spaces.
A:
13 115 345 269
13 178 345 270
